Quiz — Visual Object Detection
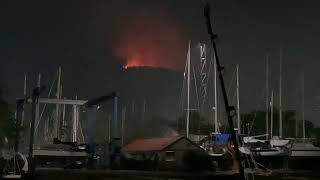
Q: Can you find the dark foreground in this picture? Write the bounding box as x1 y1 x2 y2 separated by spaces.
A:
29 168 320 180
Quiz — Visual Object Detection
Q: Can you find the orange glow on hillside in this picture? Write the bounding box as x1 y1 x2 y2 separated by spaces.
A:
113 10 185 71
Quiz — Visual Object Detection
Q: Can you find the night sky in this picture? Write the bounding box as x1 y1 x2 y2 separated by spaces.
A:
1 0 320 125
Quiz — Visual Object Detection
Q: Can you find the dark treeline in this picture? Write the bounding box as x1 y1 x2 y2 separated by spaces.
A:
0 89 16 149
241 107 320 139
176 108 320 140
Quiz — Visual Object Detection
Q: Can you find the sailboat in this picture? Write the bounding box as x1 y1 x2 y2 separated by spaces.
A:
1 151 27 179
198 46 228 157
269 46 290 148
290 142 320 157
290 73 320 157
239 52 288 157
205 64 243 157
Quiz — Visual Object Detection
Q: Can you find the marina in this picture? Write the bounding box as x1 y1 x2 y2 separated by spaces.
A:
1 1 320 180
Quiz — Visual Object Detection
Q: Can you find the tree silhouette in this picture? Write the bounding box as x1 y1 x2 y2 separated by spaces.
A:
239 107 320 139
176 111 213 135
0 89 12 148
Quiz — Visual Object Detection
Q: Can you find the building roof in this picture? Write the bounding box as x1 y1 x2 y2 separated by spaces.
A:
123 135 185 152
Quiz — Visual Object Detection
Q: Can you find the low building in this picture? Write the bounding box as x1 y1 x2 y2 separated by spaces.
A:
123 135 204 170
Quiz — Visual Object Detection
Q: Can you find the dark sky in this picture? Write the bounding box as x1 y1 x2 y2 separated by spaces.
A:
1 0 320 125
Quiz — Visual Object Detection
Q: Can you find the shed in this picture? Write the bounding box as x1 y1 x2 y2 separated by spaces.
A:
123 135 204 170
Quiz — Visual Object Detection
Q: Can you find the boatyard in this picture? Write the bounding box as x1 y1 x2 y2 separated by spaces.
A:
1 1 320 180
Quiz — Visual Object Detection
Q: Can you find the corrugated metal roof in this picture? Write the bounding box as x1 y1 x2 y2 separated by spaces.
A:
123 135 184 152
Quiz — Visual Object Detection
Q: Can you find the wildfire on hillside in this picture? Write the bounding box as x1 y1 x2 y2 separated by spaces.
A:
113 10 185 70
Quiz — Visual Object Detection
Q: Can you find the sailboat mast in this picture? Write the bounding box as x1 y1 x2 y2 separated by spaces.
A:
108 114 111 143
271 90 274 138
142 98 146 122
302 73 305 140
72 96 78 142
72 104 77 142
266 53 269 140
279 46 283 138
55 66 62 139
236 64 240 134
214 55 218 133
121 107 126 146
21 74 27 126
186 41 191 138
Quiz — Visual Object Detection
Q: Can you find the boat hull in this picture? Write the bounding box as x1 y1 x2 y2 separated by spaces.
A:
239 147 286 156
290 149 320 157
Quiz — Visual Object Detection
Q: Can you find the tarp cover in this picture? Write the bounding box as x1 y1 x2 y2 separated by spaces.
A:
215 133 230 145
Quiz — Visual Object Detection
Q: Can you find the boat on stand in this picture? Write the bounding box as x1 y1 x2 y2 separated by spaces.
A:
288 74 320 170
239 52 289 158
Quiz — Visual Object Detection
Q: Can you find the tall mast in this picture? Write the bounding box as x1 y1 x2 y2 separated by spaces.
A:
266 53 269 140
204 4 245 179
131 99 135 120
236 64 240 134
55 66 62 139
108 114 111 143
35 74 41 142
186 41 191 138
295 79 298 137
270 90 274 138
121 107 126 146
213 54 218 133
21 74 27 126
62 97 66 140
72 96 78 142
279 46 283 138
302 73 305 140
142 98 146 122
